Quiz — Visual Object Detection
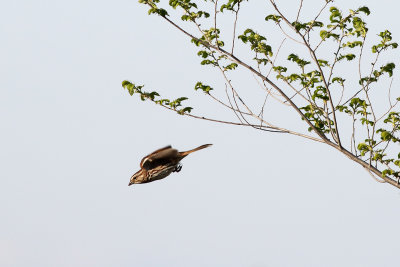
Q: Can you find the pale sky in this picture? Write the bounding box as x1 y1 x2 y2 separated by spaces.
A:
1 0 400 266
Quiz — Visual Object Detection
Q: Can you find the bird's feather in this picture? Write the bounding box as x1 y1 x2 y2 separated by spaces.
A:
140 145 178 170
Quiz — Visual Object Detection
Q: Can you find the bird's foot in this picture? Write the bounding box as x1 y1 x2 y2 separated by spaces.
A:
174 164 182 173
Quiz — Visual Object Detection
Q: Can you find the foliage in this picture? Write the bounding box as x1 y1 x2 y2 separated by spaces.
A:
123 0 400 189
122 80 193 115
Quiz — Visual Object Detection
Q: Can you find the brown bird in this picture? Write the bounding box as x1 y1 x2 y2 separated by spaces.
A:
128 144 212 185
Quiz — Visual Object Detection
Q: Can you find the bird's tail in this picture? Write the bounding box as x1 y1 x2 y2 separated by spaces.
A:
179 144 212 157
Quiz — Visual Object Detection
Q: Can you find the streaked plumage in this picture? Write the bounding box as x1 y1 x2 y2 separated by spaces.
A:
128 144 212 185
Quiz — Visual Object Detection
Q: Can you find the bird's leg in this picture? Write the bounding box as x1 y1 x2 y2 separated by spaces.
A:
174 164 182 173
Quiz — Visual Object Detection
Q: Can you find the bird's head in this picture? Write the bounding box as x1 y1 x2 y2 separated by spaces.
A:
128 169 145 186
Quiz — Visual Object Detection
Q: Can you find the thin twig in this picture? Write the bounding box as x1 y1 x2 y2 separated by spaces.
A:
208 91 252 116
364 167 386 183
252 74 289 105
267 38 287 78
224 84 246 124
377 79 398 122
231 2 240 54
296 0 303 22
277 23 303 45
214 0 219 48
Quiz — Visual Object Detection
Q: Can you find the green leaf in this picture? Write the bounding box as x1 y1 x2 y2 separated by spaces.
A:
224 63 238 71
287 54 310 68
238 29 273 57
191 38 205 47
220 0 246 12
273 66 287 73
155 99 170 105
360 118 374 126
319 30 339 40
308 20 324 28
287 73 300 82
121 80 144 96
380 130 392 141
320 30 327 39
345 54 356 60
292 21 307 32
359 76 377 85
121 80 131 88
194 82 213 93
343 41 363 48
201 59 217 66
332 77 345 85
148 7 169 17
176 97 188 102
329 7 342 23
382 169 394 177
357 6 371 15
336 105 350 113
317 59 329 67
338 53 356 61
357 142 370 156
265 14 282 23
380 62 396 77
197 50 209 58
352 17 368 37
178 107 193 115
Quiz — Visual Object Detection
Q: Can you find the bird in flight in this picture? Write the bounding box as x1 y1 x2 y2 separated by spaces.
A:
128 144 212 185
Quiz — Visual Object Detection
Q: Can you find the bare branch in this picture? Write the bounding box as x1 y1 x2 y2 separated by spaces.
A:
296 0 303 22
231 2 240 53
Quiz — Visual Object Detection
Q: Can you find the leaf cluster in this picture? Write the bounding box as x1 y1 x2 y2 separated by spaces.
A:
122 80 193 115
220 0 247 12
238 29 273 58
300 105 332 133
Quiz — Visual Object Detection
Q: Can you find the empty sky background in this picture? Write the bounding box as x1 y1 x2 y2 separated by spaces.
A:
1 0 400 266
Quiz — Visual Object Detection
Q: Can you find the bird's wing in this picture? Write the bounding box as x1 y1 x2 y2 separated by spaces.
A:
140 145 178 170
